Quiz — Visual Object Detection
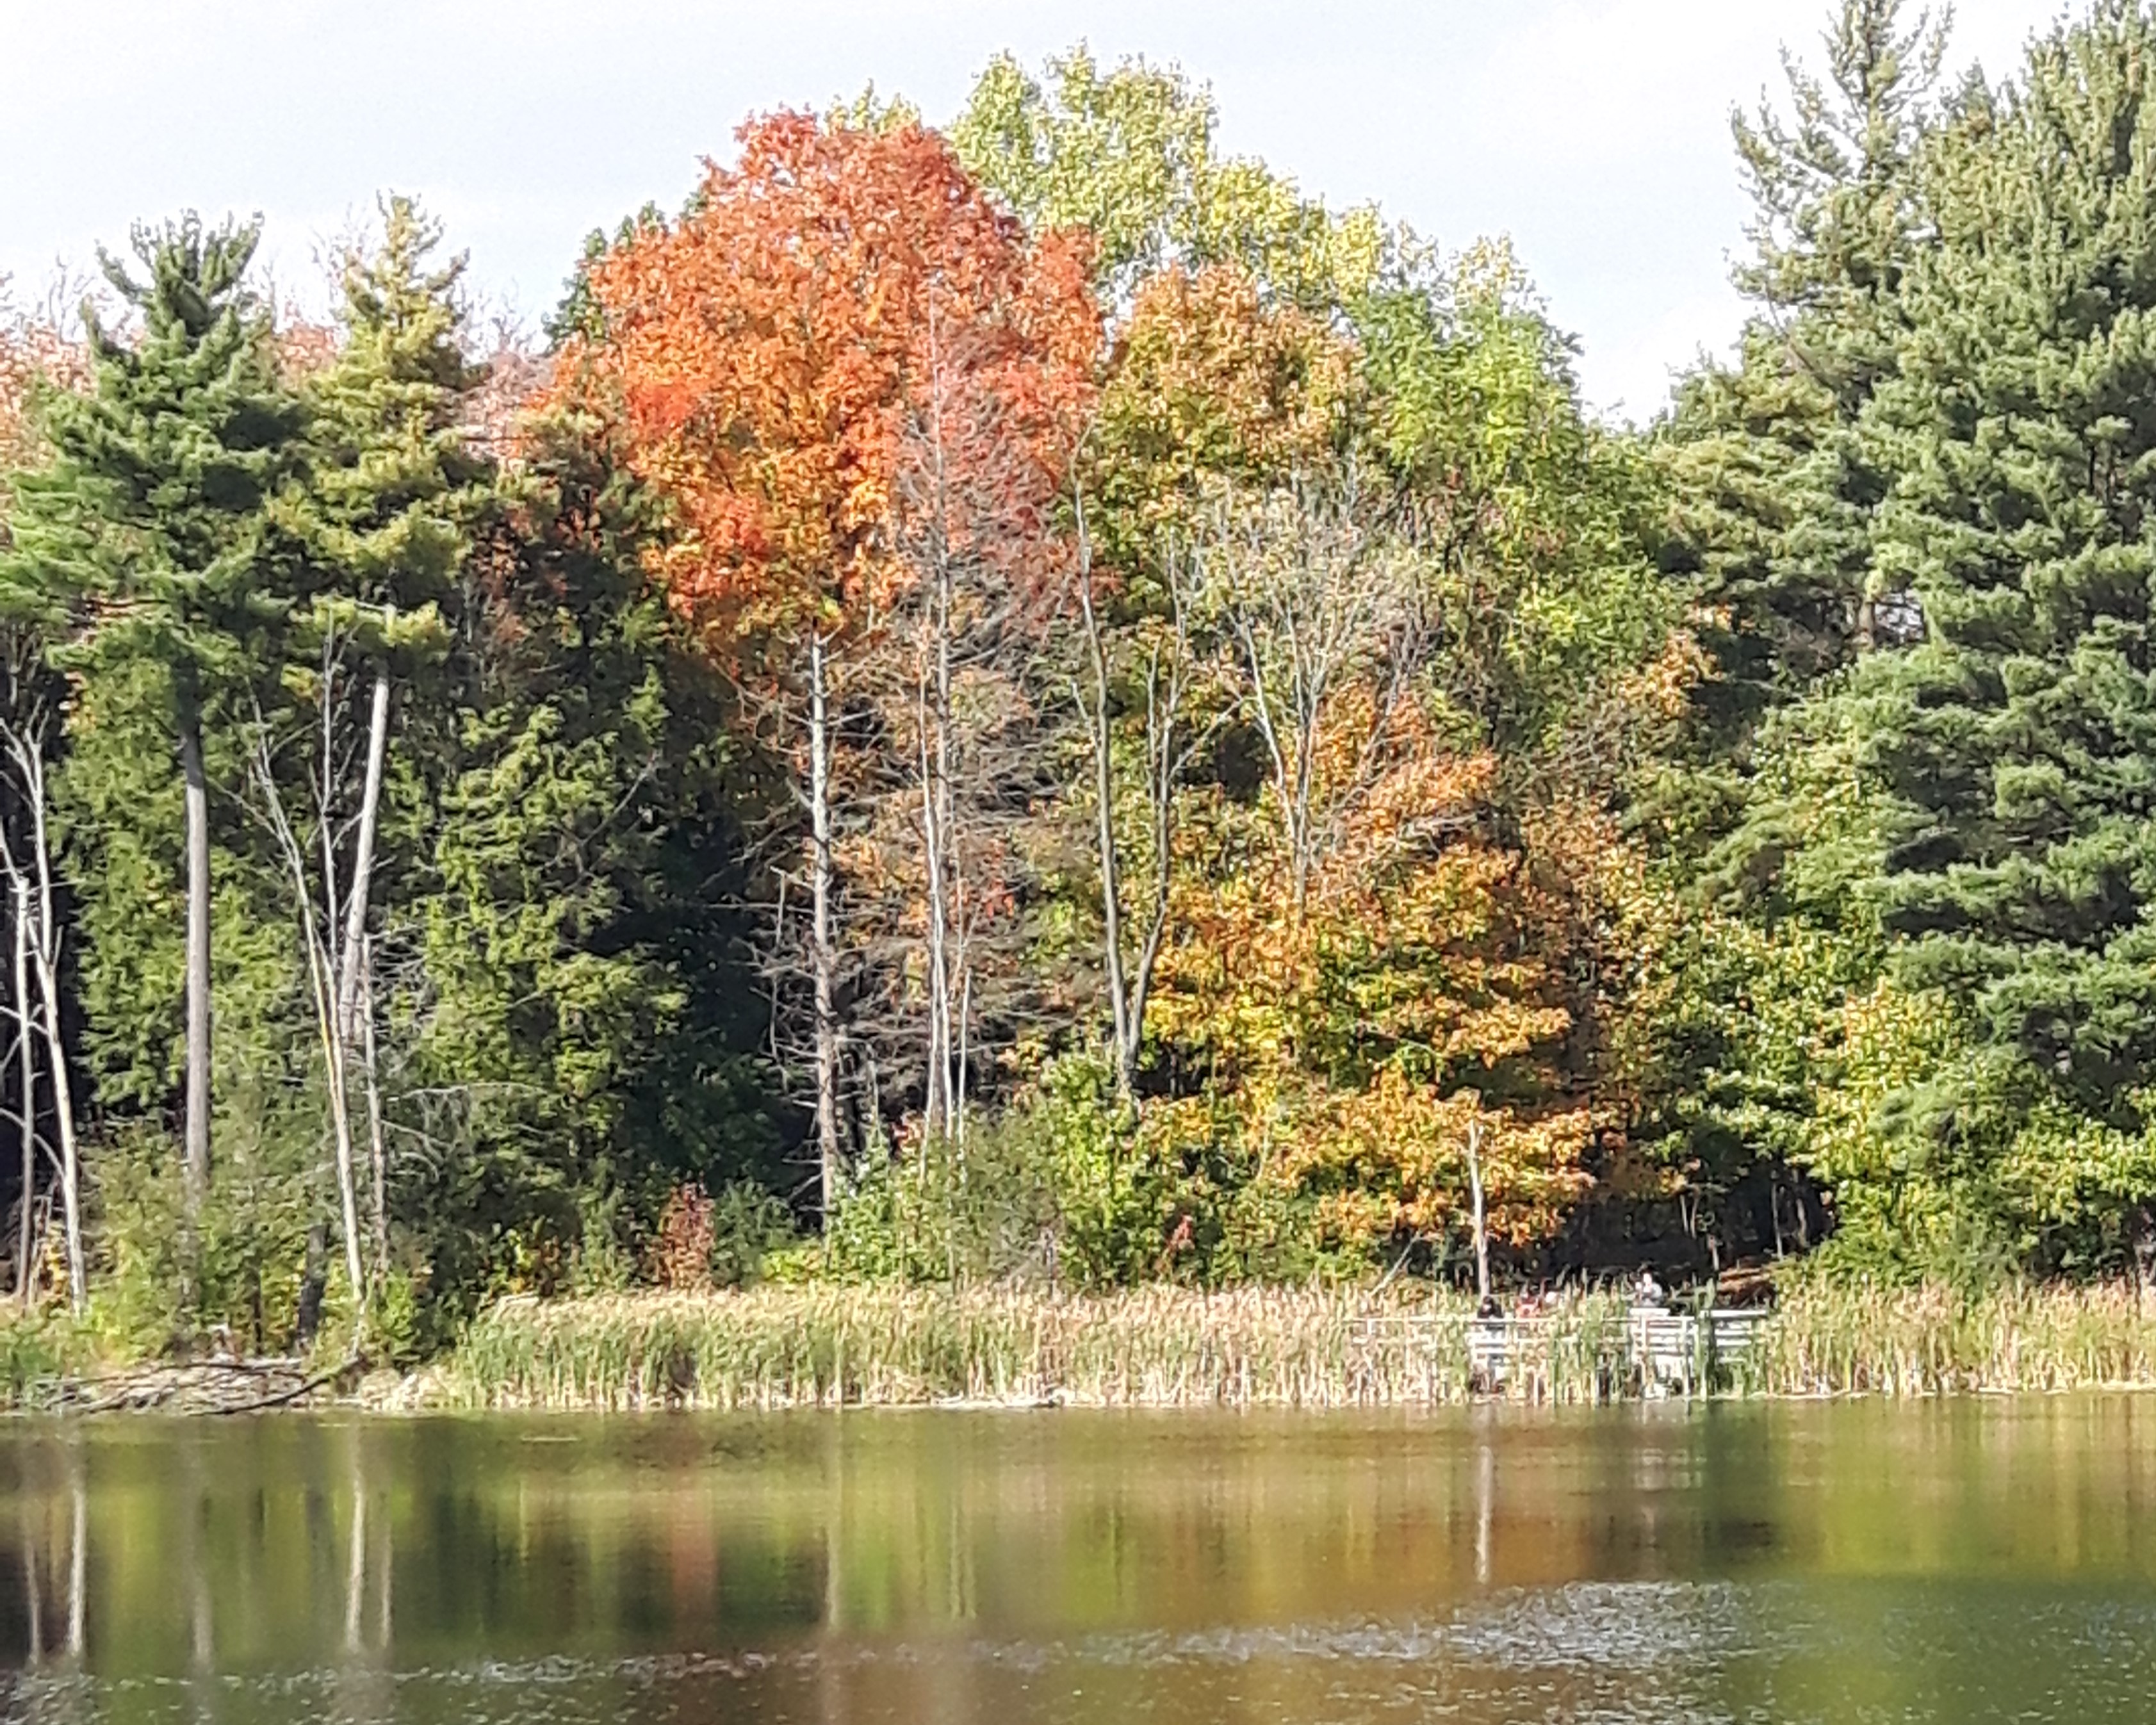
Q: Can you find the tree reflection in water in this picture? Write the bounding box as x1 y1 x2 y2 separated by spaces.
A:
0 1403 2150 1724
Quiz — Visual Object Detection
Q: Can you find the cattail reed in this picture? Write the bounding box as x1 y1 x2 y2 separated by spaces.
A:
438 1280 2156 1412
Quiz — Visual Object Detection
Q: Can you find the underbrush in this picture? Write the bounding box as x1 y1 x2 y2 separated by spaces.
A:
0 1310 99 1409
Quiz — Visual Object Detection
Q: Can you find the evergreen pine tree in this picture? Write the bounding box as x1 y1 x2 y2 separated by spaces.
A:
1846 0 2156 1122
272 195 495 1295
1660 0 1956 740
409 417 783 1307
3 216 301 1213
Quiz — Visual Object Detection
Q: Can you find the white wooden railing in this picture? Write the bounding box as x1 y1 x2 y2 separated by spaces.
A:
1348 1304 1776 1397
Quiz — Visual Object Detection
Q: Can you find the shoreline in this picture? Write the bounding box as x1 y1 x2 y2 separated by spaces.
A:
429 1280 2156 1412
10 1280 2156 1415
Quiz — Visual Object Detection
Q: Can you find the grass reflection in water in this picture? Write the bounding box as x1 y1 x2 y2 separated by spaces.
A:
0 1398 2152 1724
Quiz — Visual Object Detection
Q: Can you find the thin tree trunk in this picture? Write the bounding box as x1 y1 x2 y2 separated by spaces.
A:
1125 637 1184 1095
13 882 34 1308
1077 568 1133 1098
359 936 389 1280
252 731 366 1309
917 668 951 1144
933 548 956 1138
334 671 390 1048
1079 525 1207 1104
179 707 213 1208
316 956 364 1308
8 735 84 1312
1466 1116 1491 1304
28 919 81 1312
915 303 957 1141
810 632 840 1218
954 964 972 1153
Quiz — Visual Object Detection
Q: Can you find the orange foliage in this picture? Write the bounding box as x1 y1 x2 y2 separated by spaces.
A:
274 320 340 384
1151 692 1606 1260
0 303 86 495
649 1183 717 1292
563 111 1102 644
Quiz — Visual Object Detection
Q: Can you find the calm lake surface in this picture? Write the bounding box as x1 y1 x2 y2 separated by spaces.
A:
0 1400 2150 1723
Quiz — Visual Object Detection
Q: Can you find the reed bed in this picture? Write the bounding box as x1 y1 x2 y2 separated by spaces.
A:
439 1286 1637 1411
1738 1279 2156 1396
437 1280 2156 1411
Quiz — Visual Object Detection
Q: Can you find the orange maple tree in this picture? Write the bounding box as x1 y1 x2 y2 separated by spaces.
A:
558 111 1102 1195
0 304 86 507
1147 689 1604 1271
564 110 1099 641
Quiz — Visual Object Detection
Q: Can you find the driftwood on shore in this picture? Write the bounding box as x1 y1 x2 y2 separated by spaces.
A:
29 1355 361 1416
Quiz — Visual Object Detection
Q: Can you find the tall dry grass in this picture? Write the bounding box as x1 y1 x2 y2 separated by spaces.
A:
439 1286 1640 1410
435 1280 2156 1411
1738 1279 2156 1396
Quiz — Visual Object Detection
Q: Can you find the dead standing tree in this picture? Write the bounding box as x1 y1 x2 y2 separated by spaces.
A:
1070 489 1225 1104
0 300 89 1311
0 707 85 1312
243 610 412 1312
1207 465 1428 915
829 295 1091 1154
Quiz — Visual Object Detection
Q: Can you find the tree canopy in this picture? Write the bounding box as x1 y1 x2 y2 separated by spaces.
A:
7 3 2156 1345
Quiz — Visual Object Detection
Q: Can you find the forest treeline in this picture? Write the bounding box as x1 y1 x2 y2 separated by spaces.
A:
4 0 2156 1353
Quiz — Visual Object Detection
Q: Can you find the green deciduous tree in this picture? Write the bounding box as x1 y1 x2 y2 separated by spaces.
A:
953 45 1385 312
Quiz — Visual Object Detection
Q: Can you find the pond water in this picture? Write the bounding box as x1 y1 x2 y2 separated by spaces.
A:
0 1399 2150 1723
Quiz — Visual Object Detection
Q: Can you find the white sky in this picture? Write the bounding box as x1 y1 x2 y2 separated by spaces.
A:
1 0 2054 422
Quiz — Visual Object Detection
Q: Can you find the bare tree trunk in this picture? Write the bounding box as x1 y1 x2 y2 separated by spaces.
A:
917 668 951 1144
12 881 34 1307
1076 564 1132 1098
334 671 390 1048
954 964 972 1153
179 708 213 1210
4 735 83 1312
45 1037 81 1318
252 730 366 1310
810 631 840 1219
359 936 389 1280
913 525 963 1144
323 1015 366 1307
1466 1115 1491 1304
1075 516 1211 1104
1123 593 1199 1095
933 545 958 1140
318 967 365 1309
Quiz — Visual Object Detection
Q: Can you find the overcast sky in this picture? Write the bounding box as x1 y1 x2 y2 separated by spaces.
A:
1 0 2056 421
